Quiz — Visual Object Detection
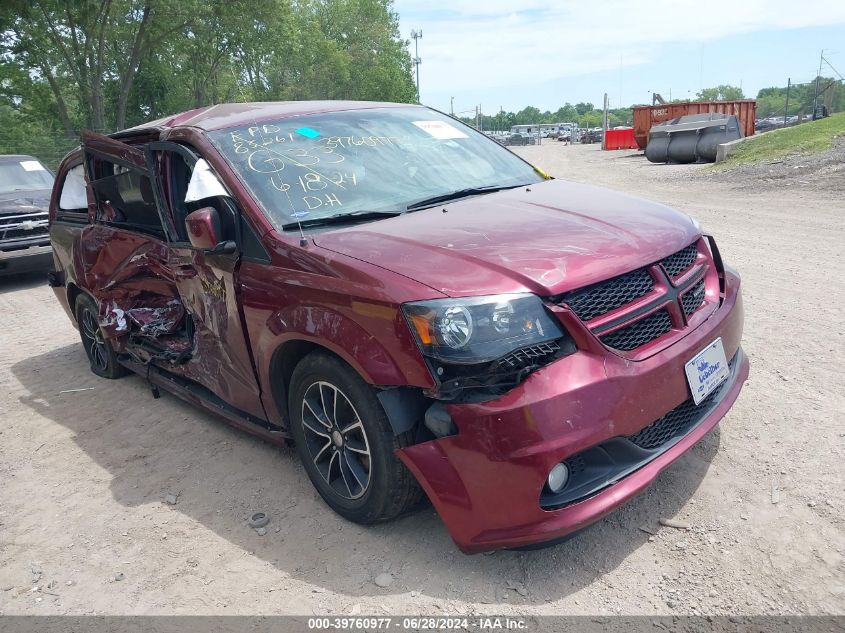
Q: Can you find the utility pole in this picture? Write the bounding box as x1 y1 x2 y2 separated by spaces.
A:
784 78 791 126
812 49 824 119
411 30 423 102
450 96 454 116
601 93 609 150
475 105 479 130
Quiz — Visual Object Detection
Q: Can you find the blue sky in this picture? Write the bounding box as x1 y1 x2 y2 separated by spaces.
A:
394 0 845 115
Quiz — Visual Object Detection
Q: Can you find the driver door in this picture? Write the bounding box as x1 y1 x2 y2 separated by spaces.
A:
145 141 267 422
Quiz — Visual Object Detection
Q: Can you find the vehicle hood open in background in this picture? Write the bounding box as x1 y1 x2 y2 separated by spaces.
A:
314 180 700 297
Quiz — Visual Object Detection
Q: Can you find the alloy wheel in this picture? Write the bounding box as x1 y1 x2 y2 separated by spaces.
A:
81 308 109 372
300 381 372 500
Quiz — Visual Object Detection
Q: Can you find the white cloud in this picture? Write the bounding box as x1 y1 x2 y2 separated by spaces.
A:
396 0 845 101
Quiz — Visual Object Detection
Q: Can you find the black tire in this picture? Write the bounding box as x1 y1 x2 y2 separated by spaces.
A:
75 294 128 379
288 351 422 524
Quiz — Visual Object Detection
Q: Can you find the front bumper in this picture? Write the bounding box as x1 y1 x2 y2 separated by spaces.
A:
397 269 747 553
0 244 53 277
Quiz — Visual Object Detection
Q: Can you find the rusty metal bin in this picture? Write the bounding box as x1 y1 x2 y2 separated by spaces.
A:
633 100 755 150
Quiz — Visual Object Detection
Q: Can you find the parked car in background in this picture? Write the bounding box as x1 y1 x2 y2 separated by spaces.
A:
503 133 530 146
581 128 602 144
0 155 54 277
48 101 747 553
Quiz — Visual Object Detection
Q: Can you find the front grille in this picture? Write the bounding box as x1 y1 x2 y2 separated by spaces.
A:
561 268 653 321
1 226 49 240
628 356 731 450
681 279 706 316
599 309 672 351
555 239 709 354
492 341 560 371
1 213 49 242
661 242 698 277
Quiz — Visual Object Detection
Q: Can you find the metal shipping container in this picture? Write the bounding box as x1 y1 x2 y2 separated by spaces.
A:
632 100 756 150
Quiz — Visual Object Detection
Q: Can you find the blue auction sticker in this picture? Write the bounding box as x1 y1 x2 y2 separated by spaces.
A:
295 127 321 139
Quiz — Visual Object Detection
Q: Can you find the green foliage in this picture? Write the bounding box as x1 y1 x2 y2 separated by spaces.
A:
714 112 845 169
0 0 416 167
696 85 745 101
459 103 633 132
755 78 844 118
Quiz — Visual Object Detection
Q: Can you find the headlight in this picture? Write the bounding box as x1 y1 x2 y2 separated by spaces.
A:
403 293 563 364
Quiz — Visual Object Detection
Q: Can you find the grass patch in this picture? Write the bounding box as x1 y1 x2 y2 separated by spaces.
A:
712 112 845 170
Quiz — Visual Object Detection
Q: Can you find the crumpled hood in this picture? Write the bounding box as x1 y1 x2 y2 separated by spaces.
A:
314 179 700 297
0 189 51 215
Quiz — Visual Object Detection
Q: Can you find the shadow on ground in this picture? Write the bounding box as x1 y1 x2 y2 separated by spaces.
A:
0 270 48 295
11 344 720 603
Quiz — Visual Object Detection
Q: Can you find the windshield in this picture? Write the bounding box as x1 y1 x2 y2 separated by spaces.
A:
207 107 543 229
0 159 54 195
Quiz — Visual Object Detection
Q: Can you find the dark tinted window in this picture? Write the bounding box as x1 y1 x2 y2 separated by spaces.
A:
89 160 163 236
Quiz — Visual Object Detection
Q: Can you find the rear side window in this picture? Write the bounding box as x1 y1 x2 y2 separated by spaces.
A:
89 159 164 237
56 164 89 221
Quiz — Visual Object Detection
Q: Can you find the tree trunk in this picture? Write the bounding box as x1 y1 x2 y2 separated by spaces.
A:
42 66 77 138
88 0 112 131
115 2 153 130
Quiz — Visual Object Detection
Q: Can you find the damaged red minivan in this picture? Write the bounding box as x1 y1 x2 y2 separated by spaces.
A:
48 101 748 553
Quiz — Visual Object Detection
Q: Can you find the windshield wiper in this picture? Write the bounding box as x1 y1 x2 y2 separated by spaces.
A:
282 210 402 231
405 184 527 211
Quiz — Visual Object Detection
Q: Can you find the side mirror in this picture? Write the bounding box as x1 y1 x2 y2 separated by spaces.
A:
185 206 221 250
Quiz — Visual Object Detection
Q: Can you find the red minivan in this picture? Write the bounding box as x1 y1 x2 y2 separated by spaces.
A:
47 101 748 553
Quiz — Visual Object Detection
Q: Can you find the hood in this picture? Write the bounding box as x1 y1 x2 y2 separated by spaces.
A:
314 180 700 297
0 189 51 216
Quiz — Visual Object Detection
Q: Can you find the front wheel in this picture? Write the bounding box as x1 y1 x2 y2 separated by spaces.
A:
288 352 422 524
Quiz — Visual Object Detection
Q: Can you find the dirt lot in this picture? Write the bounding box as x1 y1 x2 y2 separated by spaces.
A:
1 143 842 616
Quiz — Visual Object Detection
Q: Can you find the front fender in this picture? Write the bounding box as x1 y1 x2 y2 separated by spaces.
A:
267 304 406 384
253 302 435 426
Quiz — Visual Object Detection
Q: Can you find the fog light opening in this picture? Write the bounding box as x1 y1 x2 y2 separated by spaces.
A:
546 462 570 493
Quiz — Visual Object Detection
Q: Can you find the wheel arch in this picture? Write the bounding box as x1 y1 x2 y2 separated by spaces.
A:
267 336 429 439
66 282 84 322
268 338 322 429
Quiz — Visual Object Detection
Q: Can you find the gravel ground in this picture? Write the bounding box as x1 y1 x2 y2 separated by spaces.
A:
0 143 842 616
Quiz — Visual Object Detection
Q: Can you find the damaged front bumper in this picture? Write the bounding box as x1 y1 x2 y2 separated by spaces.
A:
0 244 53 276
396 270 747 554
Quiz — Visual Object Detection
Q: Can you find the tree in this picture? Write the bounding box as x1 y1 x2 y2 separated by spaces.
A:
696 85 745 101
0 0 416 161
574 101 593 116
553 103 577 122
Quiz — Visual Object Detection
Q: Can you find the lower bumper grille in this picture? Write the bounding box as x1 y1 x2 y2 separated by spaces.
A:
629 378 721 449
